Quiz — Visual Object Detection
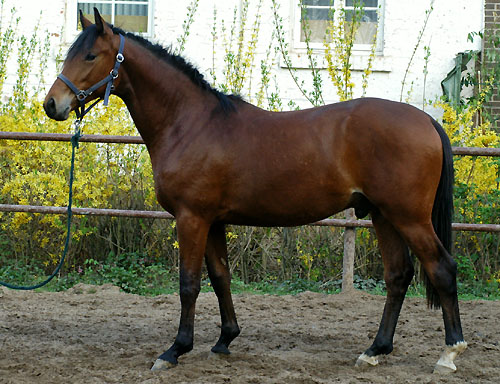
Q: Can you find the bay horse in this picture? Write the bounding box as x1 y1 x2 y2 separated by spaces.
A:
44 9 467 374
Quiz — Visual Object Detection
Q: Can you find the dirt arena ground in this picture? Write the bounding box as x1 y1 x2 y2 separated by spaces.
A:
0 284 499 383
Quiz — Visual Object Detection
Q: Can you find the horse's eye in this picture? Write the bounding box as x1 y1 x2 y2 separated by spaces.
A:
85 53 96 61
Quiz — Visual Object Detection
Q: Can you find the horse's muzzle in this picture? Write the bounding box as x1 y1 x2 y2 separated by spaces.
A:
43 96 71 121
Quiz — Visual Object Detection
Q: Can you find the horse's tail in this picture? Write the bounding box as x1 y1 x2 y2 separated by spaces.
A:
424 117 454 309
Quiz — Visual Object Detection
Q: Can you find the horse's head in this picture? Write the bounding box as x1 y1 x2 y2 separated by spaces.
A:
44 8 123 121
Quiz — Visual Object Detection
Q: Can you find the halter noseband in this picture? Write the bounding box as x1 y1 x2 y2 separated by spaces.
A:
57 34 125 121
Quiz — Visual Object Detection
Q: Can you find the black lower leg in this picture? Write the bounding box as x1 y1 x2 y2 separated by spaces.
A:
158 273 201 364
365 214 413 357
365 294 406 356
211 324 241 354
159 330 195 364
403 225 465 352
430 248 464 345
209 268 240 354
205 224 240 354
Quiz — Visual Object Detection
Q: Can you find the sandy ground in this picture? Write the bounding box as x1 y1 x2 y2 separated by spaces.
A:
0 284 499 383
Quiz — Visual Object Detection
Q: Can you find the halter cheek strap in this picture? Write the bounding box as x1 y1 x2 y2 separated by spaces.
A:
57 34 125 120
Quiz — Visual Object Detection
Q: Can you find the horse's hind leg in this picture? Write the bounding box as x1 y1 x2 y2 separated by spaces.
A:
205 223 240 355
357 210 414 367
398 223 466 373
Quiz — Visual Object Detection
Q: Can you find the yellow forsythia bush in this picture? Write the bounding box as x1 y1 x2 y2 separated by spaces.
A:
435 100 500 224
0 98 157 266
436 100 500 284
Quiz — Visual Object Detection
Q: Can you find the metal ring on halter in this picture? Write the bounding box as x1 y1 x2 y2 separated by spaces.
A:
110 69 119 79
76 90 88 101
116 53 124 63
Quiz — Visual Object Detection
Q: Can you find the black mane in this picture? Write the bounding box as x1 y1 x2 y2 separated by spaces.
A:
67 25 238 113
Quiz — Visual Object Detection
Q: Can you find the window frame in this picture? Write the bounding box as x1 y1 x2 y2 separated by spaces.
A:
66 0 154 41
292 0 384 53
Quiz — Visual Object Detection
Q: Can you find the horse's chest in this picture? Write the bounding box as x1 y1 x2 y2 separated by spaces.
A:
152 162 214 214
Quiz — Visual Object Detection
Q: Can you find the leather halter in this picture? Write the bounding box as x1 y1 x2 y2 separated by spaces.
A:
57 34 125 120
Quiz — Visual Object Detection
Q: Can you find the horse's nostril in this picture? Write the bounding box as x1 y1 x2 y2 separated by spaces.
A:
44 97 56 117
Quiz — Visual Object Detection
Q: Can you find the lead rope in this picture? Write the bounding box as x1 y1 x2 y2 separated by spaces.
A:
1 35 125 290
0 121 81 290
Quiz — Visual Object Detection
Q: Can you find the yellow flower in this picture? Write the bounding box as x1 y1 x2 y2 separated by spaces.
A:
226 231 238 240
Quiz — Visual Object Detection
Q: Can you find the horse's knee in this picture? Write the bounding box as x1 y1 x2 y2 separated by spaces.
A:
384 265 414 296
179 279 200 303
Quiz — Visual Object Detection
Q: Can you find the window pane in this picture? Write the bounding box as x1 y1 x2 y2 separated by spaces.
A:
345 9 378 22
345 9 378 23
302 0 333 6
362 9 378 22
344 22 377 44
301 3 379 45
300 19 330 42
344 8 378 45
346 0 378 7
77 3 111 29
303 8 330 21
115 4 148 33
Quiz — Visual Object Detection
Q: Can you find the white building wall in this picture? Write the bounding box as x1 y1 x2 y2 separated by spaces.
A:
0 0 484 118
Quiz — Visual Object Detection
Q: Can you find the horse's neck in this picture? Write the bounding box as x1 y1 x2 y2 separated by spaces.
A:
117 40 215 146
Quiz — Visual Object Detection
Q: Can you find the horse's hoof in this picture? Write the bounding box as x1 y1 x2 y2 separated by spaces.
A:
433 361 456 374
151 358 176 371
433 341 467 374
211 344 231 355
355 353 379 368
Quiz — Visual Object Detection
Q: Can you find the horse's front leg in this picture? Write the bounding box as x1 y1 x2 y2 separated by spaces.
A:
152 212 210 371
205 223 240 355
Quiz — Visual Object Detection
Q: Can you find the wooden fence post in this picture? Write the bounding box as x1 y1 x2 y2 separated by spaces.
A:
342 208 355 292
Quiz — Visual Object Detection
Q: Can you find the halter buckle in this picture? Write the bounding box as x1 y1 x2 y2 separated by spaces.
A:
76 90 88 101
116 53 124 63
110 69 119 80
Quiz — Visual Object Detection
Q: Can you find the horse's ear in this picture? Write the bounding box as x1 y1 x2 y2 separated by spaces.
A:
79 10 93 30
93 7 112 35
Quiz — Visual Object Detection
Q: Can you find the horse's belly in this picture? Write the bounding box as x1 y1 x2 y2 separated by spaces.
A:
223 189 352 226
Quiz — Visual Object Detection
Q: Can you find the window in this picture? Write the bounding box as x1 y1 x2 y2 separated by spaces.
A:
76 0 152 34
296 0 383 51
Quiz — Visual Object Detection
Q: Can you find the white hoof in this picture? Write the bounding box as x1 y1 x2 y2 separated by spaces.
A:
355 353 379 368
433 361 457 374
151 358 176 371
433 341 467 374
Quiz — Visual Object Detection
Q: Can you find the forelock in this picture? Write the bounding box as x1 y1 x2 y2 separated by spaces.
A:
66 25 99 60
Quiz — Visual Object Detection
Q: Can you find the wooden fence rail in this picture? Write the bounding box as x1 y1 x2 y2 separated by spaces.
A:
1 203 500 232
1 131 500 290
